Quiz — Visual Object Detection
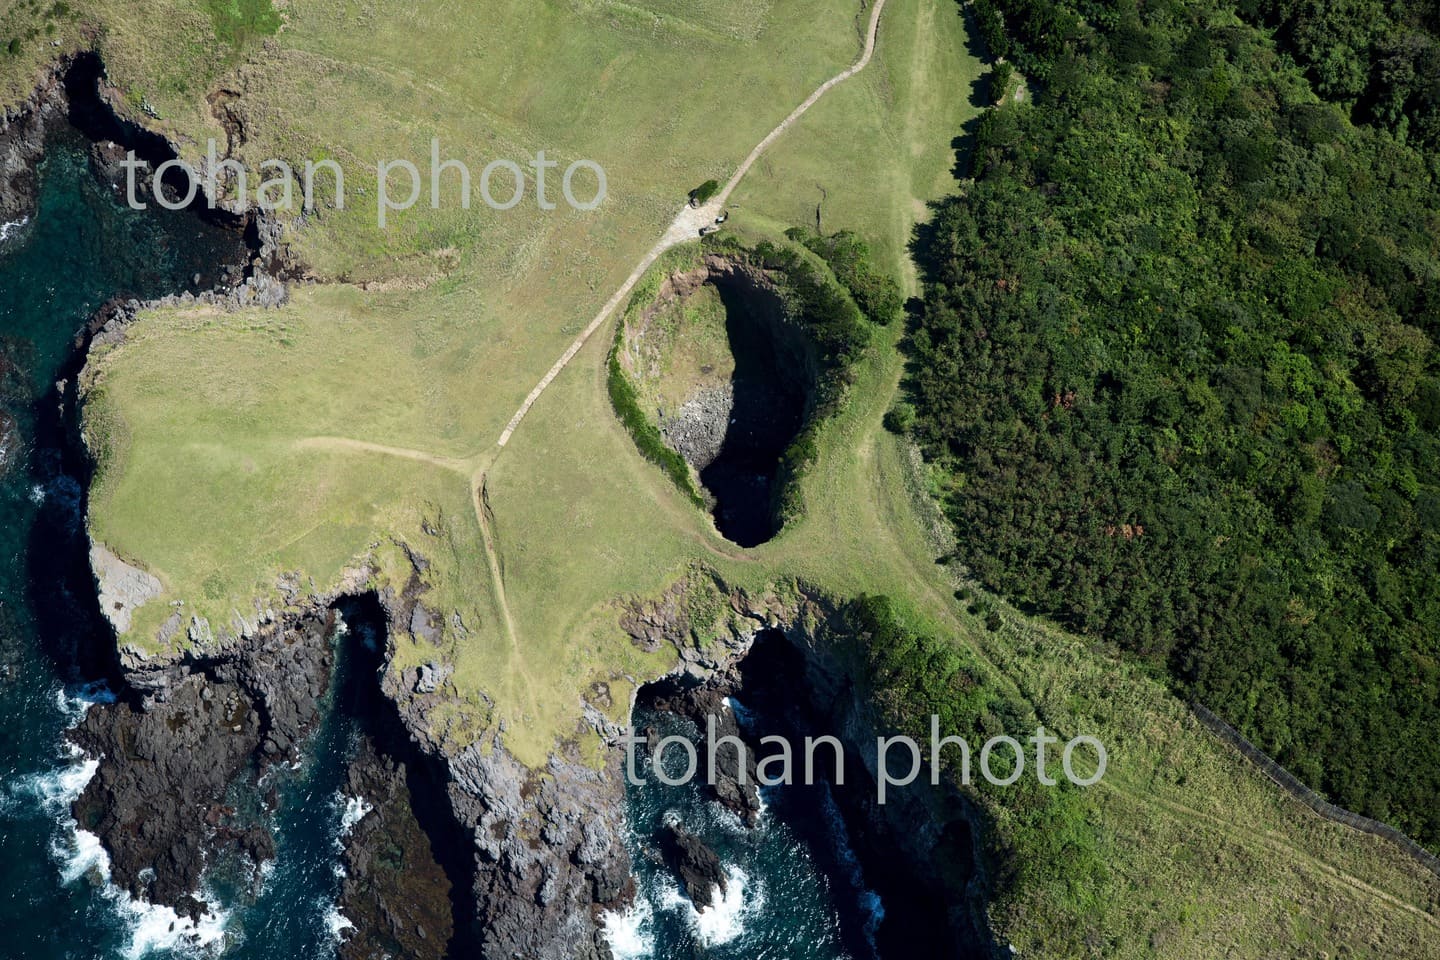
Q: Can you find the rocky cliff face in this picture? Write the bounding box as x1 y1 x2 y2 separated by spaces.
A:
0 61 67 224
72 533 821 958
71 604 338 914
626 594 997 957
77 519 992 960
77 535 647 960
780 623 997 956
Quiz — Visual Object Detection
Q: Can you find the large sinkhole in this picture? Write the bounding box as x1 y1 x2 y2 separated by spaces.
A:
614 255 820 547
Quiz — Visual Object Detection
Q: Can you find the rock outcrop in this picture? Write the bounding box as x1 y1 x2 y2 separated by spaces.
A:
75 530 992 959
659 382 734 471
88 544 162 635
0 61 67 224
642 679 762 825
445 742 632 960
658 820 728 910
337 737 454 960
71 607 337 912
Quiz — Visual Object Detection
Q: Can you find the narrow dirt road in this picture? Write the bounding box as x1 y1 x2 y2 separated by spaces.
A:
495 0 890 448
294 435 475 473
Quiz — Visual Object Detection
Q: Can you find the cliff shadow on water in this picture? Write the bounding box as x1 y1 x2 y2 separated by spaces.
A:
0 48 278 960
62 590 485 959
626 628 986 960
332 593 482 960
0 51 488 960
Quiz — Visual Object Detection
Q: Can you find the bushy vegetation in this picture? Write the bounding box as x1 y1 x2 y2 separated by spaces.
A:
1243 0 1440 155
202 0 281 49
907 0 1440 847
787 227 905 324
740 236 872 371
606 345 707 509
689 178 721 205
833 594 1109 911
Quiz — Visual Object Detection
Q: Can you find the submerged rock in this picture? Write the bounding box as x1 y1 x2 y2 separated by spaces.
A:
643 680 763 825
0 62 67 223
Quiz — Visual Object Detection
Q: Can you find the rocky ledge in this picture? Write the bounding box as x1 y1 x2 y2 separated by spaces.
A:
1 53 292 310
71 606 337 913
77 529 996 960
0 60 68 224
337 736 455 960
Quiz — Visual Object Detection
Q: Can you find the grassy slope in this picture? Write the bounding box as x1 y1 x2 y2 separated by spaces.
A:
628 282 735 417
9 0 1438 953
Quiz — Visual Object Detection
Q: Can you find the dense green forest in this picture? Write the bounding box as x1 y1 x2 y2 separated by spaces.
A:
905 0 1440 846
1244 0 1440 152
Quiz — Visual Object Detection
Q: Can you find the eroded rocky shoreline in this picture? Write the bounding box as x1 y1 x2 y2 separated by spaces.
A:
3 52 994 960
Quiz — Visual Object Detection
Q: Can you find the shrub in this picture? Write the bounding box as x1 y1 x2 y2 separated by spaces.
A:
606 346 705 509
884 401 915 434
788 227 903 325
991 61 1014 103
689 179 720 205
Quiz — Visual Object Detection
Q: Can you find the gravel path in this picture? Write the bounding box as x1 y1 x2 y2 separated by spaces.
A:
496 0 889 448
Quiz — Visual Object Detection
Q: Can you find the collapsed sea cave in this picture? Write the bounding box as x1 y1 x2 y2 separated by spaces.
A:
616 254 822 547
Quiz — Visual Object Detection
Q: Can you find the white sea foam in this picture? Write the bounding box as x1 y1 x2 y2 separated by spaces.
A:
57 824 109 883
8 753 96 815
52 823 232 958
337 794 372 836
55 680 117 727
721 696 756 731
252 856 277 896
693 865 755 946
657 864 758 948
323 901 355 942
27 745 232 958
600 896 655 960
820 782 885 950
332 792 373 864
753 784 773 822
0 216 27 244
110 878 231 960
